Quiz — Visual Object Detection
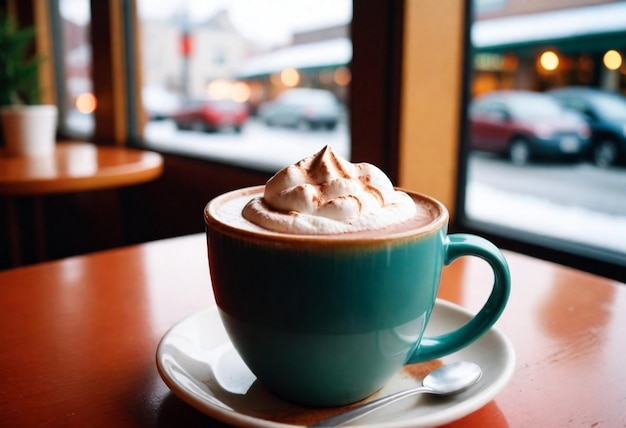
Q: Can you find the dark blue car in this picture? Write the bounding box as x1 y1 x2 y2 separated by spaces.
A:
549 87 626 167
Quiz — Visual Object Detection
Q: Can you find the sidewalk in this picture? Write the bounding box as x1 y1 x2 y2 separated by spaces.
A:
466 182 626 254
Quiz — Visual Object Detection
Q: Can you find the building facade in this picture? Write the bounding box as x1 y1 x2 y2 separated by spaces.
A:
472 0 626 96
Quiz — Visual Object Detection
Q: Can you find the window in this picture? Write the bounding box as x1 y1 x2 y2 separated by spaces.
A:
136 0 352 172
457 0 626 280
30 0 623 280
57 0 94 136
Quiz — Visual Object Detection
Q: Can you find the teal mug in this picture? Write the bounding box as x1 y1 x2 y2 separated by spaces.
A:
204 186 510 406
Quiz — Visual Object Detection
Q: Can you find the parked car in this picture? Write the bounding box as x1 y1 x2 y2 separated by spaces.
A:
259 88 341 130
170 98 248 133
549 87 626 167
469 90 591 165
142 85 181 121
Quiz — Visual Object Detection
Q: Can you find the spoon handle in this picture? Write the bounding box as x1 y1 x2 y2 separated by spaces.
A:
309 386 430 427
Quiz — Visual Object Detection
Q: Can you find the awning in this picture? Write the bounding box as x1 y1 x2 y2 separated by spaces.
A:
236 4 626 78
473 2 626 50
236 38 352 79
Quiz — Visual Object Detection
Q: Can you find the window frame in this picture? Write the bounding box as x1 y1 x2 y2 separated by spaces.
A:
452 2 626 282
15 0 624 281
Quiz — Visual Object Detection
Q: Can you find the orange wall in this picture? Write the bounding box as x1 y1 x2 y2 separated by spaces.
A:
398 0 465 218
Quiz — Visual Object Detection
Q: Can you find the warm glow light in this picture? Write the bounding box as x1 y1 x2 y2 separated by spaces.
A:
207 79 232 99
603 50 622 71
333 66 351 86
280 68 300 87
539 51 559 71
318 70 334 85
232 82 251 103
75 93 96 113
270 72 282 86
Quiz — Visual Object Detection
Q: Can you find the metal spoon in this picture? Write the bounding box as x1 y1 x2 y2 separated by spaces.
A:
310 361 482 427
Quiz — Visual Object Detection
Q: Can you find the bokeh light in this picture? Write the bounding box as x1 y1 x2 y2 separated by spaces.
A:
75 93 97 113
333 66 351 86
539 51 559 71
232 82 251 103
280 68 300 87
207 79 232 99
603 50 622 71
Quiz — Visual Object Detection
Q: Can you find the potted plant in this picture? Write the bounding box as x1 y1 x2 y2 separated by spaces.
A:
0 14 57 157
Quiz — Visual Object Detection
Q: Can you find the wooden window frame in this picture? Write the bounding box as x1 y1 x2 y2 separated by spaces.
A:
13 0 622 281
83 0 465 214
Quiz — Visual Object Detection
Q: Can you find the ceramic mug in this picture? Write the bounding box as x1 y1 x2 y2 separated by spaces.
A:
204 186 510 406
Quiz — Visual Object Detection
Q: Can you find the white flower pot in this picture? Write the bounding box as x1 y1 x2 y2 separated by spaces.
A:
0 105 58 157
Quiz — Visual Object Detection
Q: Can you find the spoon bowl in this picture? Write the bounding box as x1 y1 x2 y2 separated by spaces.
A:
424 360 482 395
310 361 482 427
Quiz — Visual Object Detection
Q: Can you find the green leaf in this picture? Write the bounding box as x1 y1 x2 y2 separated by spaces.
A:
0 14 42 106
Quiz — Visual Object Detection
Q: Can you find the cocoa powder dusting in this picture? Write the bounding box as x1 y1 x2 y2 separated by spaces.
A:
402 359 443 380
326 146 350 178
255 359 443 425
358 176 384 204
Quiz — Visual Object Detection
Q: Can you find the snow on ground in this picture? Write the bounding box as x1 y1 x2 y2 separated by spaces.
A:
466 182 626 254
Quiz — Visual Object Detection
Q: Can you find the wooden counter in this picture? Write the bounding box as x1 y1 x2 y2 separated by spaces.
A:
0 234 624 427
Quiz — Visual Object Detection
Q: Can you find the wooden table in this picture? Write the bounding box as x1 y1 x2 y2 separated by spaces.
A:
0 234 624 427
0 141 163 265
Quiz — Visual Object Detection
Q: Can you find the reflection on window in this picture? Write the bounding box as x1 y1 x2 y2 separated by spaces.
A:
138 0 352 171
465 0 626 262
59 0 94 136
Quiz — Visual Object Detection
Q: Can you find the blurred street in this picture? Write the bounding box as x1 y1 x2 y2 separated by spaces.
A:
144 117 350 171
467 153 626 215
144 118 626 253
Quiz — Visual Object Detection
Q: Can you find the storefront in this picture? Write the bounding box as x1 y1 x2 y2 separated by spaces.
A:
235 38 351 112
471 2 626 96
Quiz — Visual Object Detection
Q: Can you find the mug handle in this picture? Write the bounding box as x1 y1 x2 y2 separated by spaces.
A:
407 234 511 363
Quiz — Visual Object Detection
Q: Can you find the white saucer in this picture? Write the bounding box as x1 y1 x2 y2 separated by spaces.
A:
156 299 515 427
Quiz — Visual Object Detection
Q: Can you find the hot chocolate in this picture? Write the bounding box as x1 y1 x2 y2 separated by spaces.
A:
243 146 420 235
209 146 444 240
203 146 511 407
209 186 444 241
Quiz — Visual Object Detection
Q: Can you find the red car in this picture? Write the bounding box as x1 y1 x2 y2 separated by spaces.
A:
469 90 590 165
170 98 248 133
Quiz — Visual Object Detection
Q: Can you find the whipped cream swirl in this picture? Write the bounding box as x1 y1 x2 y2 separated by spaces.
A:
242 146 416 234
